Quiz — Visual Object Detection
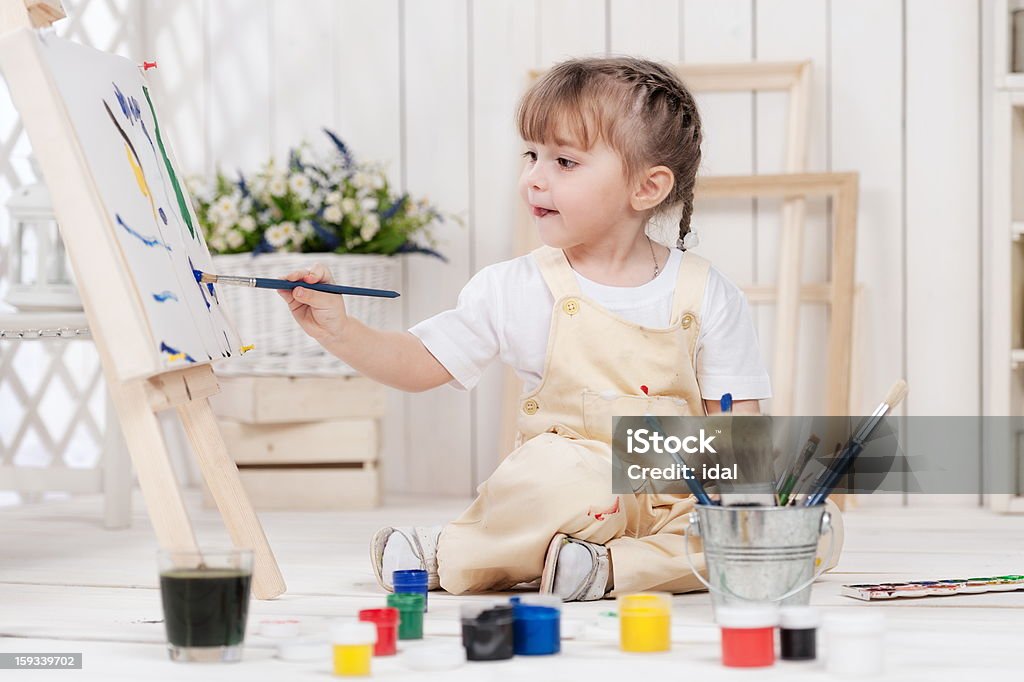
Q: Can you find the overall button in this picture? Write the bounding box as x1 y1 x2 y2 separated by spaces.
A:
522 398 540 415
681 312 695 329
562 298 580 316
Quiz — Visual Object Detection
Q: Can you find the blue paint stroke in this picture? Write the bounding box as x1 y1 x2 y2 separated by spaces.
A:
152 291 178 302
159 341 196 363
113 83 143 127
187 256 211 310
158 207 167 224
205 282 220 305
113 82 130 118
139 118 154 148
115 214 171 251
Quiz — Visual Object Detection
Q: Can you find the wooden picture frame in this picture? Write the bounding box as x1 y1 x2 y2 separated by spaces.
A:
696 172 859 417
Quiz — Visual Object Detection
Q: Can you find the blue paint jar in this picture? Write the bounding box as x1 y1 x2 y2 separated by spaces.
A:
510 595 561 656
392 569 429 612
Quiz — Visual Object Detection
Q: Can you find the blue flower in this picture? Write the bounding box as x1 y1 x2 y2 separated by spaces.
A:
310 218 341 250
252 237 275 255
394 240 447 262
236 171 251 198
323 128 354 169
289 148 304 173
381 195 407 221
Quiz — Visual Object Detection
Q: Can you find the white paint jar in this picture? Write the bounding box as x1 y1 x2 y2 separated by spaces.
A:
824 612 885 677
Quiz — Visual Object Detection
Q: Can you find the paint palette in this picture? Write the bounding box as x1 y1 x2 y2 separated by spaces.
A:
842 575 1024 600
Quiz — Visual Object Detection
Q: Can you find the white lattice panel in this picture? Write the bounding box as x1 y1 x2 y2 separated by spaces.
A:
0 337 104 470
0 0 141 509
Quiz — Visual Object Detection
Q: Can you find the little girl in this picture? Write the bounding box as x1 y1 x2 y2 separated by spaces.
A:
280 56 842 601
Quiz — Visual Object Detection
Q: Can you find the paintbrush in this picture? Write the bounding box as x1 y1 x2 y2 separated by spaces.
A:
789 441 840 505
776 433 820 506
643 415 717 506
803 380 908 506
193 269 400 299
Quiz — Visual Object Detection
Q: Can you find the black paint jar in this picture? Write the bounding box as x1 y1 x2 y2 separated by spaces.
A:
779 606 818 661
461 603 515 661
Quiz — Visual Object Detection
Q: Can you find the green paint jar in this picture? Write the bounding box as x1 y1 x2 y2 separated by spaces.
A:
387 592 425 640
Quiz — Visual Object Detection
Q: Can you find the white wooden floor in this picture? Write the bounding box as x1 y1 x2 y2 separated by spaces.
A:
2 492 1024 681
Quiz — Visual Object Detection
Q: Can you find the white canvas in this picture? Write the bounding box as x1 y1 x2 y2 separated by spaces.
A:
31 31 241 369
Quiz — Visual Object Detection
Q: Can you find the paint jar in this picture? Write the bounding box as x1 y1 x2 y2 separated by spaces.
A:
618 592 671 653
330 621 377 677
715 606 778 668
358 608 399 656
510 595 561 656
461 602 515 661
779 606 818 661
824 612 885 677
386 592 425 640
392 569 430 612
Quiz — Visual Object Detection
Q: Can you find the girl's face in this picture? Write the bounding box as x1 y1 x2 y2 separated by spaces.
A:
518 132 637 249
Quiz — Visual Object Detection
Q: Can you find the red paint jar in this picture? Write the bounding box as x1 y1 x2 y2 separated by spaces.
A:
358 607 399 656
715 606 778 668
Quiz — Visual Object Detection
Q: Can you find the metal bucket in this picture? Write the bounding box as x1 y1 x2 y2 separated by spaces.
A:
684 505 833 607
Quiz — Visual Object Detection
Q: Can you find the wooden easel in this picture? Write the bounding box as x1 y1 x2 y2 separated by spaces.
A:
0 0 285 598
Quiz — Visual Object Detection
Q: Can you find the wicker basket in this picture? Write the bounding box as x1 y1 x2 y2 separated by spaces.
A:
212 252 402 376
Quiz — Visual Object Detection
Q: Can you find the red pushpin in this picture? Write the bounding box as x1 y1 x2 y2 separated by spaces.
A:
141 60 158 71
640 385 649 395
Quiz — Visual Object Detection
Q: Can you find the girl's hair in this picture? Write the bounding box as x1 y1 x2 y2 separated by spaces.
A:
516 56 702 249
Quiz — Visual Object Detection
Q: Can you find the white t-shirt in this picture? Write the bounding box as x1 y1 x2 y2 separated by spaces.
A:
409 248 772 401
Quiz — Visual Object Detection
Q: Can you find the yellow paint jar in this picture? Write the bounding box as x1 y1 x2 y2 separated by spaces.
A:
618 592 671 653
331 621 377 676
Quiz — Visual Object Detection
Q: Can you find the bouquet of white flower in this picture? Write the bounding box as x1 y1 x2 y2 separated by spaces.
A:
188 129 451 259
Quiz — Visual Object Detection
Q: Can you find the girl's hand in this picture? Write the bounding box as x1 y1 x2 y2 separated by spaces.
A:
277 264 350 343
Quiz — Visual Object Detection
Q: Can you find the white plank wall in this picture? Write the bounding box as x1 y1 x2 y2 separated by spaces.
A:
830 0 904 422
904 0 982 493
207 0 272 172
0 1 989 501
332 1 406 495
754 0 829 416
403 0 474 496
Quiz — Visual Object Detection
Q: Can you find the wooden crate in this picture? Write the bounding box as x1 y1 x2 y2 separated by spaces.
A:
210 375 386 423
203 465 379 511
203 418 380 510
207 375 384 510
217 418 378 465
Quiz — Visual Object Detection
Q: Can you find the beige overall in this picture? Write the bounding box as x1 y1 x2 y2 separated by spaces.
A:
435 245 842 596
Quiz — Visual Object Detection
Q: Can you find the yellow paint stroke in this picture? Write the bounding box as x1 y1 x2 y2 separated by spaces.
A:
124 141 158 223
240 344 255 354
167 352 186 362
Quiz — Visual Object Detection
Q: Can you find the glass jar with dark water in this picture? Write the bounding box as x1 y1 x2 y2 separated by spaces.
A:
157 548 253 663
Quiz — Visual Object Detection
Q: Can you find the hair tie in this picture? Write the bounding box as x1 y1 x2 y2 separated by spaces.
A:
677 229 700 250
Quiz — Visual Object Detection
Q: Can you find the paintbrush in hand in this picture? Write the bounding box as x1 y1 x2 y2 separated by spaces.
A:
193 269 400 299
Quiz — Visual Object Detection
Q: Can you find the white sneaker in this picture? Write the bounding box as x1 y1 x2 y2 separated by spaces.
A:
539 533 611 602
370 526 441 591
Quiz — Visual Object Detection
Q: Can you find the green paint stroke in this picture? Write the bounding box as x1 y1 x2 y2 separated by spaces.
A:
142 86 194 239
